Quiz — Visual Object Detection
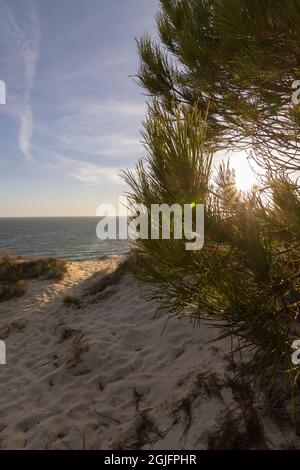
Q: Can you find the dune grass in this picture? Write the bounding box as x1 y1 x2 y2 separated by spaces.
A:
0 251 67 303
0 280 28 303
0 317 27 339
63 295 81 308
88 255 134 296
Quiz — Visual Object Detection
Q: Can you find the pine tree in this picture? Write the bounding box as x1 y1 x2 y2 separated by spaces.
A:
136 0 300 172
123 101 300 422
124 0 300 423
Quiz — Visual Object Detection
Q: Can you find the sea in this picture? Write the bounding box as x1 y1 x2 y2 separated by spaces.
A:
0 217 130 261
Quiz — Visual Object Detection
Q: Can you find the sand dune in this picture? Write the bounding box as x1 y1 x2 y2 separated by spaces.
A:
0 256 299 450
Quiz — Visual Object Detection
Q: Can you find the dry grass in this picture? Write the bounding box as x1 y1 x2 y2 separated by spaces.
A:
0 251 67 303
206 408 266 450
0 317 28 339
63 295 81 308
0 251 67 282
0 280 27 303
205 375 266 450
60 327 80 341
88 255 134 296
66 334 89 368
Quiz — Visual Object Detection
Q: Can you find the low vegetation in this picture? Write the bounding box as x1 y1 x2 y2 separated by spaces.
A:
0 280 27 303
0 317 27 339
0 251 67 303
66 333 89 369
63 295 81 308
88 256 133 296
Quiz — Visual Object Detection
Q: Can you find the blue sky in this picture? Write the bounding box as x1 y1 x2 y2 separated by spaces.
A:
0 0 158 216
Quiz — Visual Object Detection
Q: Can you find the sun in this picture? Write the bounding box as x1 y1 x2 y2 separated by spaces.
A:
231 154 258 192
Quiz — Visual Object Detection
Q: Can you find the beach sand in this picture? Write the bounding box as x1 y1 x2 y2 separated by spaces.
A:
0 255 299 450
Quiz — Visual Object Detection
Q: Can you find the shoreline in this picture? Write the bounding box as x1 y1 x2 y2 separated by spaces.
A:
0 252 131 263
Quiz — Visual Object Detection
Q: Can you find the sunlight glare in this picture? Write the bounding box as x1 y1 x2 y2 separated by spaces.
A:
231 154 258 192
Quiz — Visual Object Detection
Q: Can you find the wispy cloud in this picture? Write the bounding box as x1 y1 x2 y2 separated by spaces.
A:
53 154 123 185
0 0 158 216
36 99 146 161
0 1 150 185
33 148 124 185
69 163 121 184
0 0 40 160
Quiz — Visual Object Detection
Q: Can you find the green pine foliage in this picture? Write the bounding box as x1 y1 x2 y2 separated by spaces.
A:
136 0 300 172
124 0 300 423
123 101 300 421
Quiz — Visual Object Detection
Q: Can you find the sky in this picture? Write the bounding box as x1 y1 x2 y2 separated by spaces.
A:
0 0 158 217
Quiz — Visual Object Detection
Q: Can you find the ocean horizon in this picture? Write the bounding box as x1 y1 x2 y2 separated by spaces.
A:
0 217 130 261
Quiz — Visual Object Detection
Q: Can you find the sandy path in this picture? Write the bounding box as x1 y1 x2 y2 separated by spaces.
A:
0 256 299 450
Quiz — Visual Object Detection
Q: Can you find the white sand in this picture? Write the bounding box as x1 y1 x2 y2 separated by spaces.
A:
0 255 299 450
